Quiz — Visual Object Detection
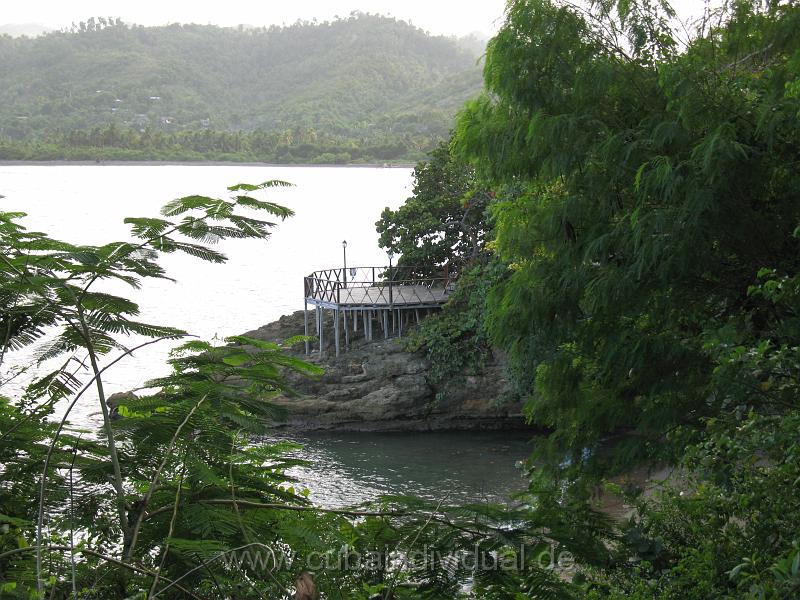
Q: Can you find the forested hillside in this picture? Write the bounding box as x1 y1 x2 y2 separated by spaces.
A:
0 14 482 162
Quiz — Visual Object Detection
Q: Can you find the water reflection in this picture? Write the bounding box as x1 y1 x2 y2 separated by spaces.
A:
275 430 534 508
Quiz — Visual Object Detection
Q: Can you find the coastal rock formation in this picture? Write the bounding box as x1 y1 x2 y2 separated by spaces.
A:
242 311 525 431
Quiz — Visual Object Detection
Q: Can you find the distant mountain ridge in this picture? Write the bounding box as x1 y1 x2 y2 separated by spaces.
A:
0 14 483 157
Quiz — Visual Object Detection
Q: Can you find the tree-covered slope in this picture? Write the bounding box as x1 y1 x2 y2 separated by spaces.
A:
0 14 482 148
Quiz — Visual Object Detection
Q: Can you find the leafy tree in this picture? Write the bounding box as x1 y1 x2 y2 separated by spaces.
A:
376 140 492 276
456 0 800 472
443 0 800 597
0 181 337 597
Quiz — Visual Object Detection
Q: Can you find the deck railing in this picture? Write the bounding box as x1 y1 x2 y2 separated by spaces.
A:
304 265 452 307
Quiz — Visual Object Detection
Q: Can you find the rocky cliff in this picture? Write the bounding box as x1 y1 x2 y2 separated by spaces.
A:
242 311 525 431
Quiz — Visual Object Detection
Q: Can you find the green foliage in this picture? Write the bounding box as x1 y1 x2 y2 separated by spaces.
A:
456 0 800 471
582 409 800 599
0 181 332 598
376 140 492 276
0 14 483 164
316 492 605 600
406 262 506 393
447 0 800 597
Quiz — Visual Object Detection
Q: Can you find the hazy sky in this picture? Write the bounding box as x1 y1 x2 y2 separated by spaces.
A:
1 1 507 37
3 0 715 38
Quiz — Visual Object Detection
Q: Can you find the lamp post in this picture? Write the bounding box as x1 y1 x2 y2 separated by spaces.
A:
387 249 394 306
342 240 347 287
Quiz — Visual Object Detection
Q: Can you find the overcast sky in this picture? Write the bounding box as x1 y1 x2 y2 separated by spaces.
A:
2 0 715 38
0 1 506 37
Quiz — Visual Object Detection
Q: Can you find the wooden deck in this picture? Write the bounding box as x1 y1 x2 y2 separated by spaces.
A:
307 284 449 309
304 266 451 309
339 285 448 306
303 266 452 355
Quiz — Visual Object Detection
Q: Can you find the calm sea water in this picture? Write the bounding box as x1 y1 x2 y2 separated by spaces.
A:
0 164 531 506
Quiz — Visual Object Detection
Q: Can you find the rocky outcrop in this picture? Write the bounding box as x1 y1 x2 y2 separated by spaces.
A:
242 311 525 431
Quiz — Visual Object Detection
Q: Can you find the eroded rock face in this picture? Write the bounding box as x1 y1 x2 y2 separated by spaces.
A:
242 310 525 432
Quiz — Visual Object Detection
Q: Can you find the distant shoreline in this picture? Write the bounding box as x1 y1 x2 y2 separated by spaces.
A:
0 160 416 168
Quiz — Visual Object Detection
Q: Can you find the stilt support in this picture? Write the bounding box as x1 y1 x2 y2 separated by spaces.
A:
334 308 341 357
304 300 309 355
344 310 350 351
319 307 324 354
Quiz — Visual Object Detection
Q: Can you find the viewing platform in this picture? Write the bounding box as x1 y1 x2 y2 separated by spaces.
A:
303 265 453 356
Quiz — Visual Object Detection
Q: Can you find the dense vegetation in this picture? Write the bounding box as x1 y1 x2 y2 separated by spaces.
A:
0 14 482 164
376 140 504 391
376 141 492 276
382 0 800 597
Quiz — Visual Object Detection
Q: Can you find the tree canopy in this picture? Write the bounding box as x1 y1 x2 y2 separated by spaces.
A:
376 140 492 276
435 0 800 596
455 0 800 470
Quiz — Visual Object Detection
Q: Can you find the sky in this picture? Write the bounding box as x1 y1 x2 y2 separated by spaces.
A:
1 0 715 38
0 1 508 38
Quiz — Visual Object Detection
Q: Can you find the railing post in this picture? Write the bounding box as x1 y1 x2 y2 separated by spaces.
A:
344 310 349 351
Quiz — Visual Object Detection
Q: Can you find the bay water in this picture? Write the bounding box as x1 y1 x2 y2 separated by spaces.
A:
0 164 531 506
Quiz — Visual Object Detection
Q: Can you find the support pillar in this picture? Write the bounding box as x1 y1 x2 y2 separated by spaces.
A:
334 308 341 357
304 300 309 355
343 309 350 351
319 307 324 354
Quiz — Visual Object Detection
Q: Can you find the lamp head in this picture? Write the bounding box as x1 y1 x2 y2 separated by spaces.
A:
342 240 347 249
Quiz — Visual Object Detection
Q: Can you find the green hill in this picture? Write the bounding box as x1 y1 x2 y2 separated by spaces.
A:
0 14 483 163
